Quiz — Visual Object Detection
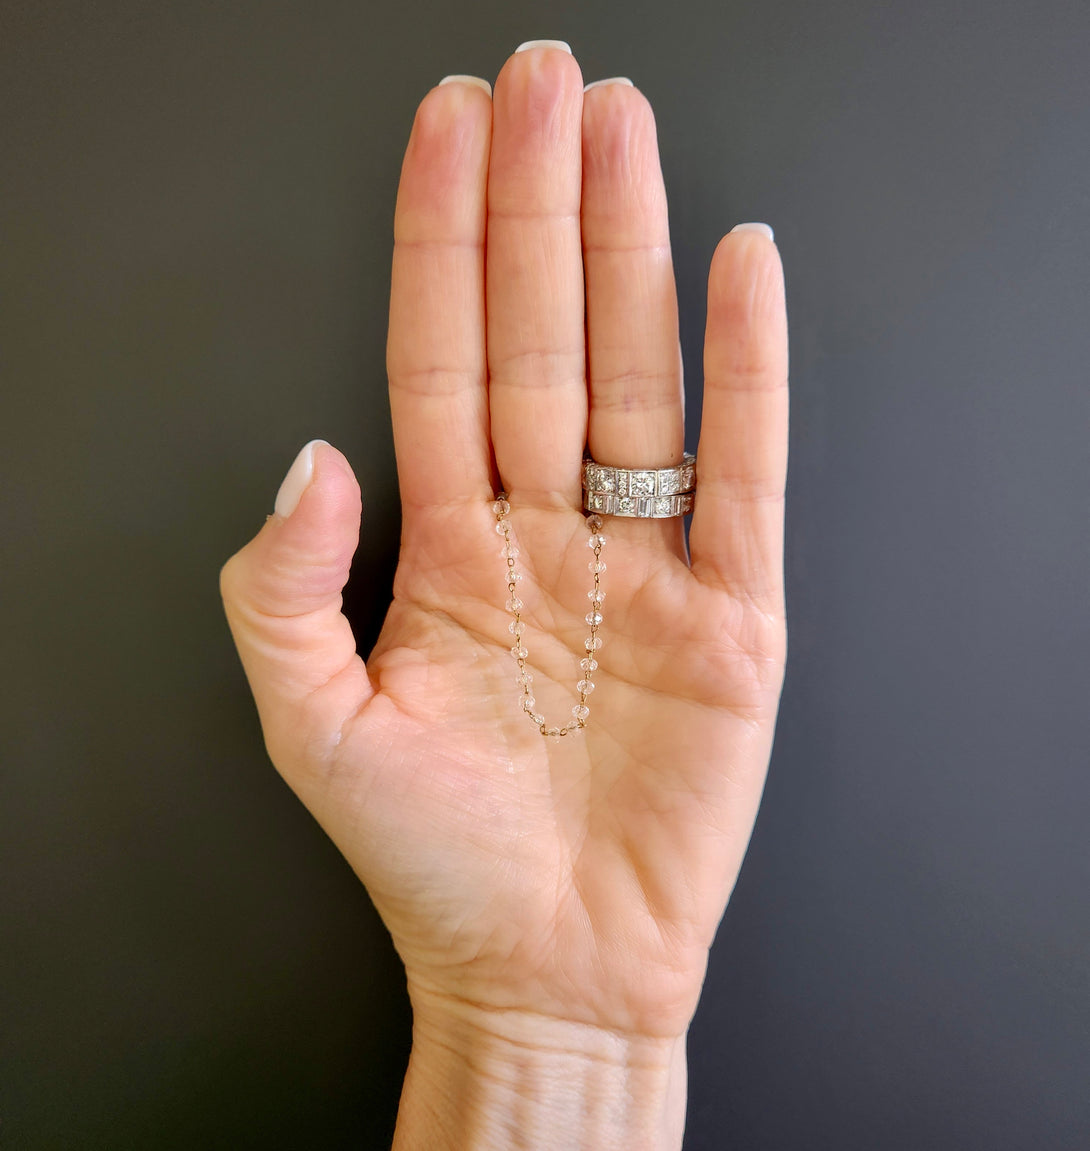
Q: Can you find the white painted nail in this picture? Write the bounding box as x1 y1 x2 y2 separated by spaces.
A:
274 439 328 519
730 221 775 242
583 77 633 92
438 75 493 97
515 39 572 54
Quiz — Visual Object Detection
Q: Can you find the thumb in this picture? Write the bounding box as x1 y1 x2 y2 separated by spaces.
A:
220 439 374 767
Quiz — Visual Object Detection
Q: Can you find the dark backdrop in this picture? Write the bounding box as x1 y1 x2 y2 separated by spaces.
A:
2 2 1087 1148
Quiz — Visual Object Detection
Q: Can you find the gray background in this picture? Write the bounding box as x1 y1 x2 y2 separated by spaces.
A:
2 1 1087 1147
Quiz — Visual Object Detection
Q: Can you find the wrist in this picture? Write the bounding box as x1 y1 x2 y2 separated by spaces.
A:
392 986 689 1151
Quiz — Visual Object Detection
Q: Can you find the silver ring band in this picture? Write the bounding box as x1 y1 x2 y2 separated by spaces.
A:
582 454 696 518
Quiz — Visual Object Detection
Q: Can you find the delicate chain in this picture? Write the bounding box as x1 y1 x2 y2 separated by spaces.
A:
492 494 606 737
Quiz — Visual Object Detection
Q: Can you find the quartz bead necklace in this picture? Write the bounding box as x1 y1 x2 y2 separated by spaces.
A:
492 495 605 737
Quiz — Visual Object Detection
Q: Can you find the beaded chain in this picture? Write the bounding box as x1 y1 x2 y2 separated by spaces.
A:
492 495 606 737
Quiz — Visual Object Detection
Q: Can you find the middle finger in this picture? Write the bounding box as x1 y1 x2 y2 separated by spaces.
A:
487 42 587 511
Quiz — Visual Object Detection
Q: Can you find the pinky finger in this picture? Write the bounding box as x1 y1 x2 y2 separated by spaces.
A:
689 226 789 611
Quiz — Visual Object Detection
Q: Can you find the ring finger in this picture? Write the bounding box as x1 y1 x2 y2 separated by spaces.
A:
581 79 685 550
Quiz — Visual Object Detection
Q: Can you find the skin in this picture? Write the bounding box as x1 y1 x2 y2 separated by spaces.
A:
221 43 788 1151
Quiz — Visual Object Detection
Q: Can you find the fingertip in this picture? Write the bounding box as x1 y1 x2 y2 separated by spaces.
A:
438 74 493 99
515 39 573 55
222 441 362 620
275 439 361 556
272 439 359 520
729 221 775 242
713 224 781 272
397 81 492 245
415 76 493 147
495 35 584 109
308 439 362 512
580 78 659 180
709 226 786 329
274 439 326 519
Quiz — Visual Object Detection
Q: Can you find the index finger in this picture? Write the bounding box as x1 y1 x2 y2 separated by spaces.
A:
386 78 494 516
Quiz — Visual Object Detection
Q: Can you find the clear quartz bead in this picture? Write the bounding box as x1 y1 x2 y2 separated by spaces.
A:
495 492 607 738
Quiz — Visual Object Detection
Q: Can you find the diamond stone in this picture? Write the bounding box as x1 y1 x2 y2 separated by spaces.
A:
657 469 681 496
654 496 674 516
616 496 636 514
630 470 655 496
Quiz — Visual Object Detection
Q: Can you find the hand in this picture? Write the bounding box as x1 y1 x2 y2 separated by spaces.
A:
221 41 788 1149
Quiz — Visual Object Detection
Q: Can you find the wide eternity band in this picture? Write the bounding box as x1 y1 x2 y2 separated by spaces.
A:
582 453 696 518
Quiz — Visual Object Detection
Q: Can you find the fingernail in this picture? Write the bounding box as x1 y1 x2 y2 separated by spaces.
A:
274 439 328 519
730 221 775 242
438 75 493 97
583 77 633 92
515 39 572 54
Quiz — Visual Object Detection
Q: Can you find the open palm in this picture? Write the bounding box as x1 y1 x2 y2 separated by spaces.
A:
221 43 788 1050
